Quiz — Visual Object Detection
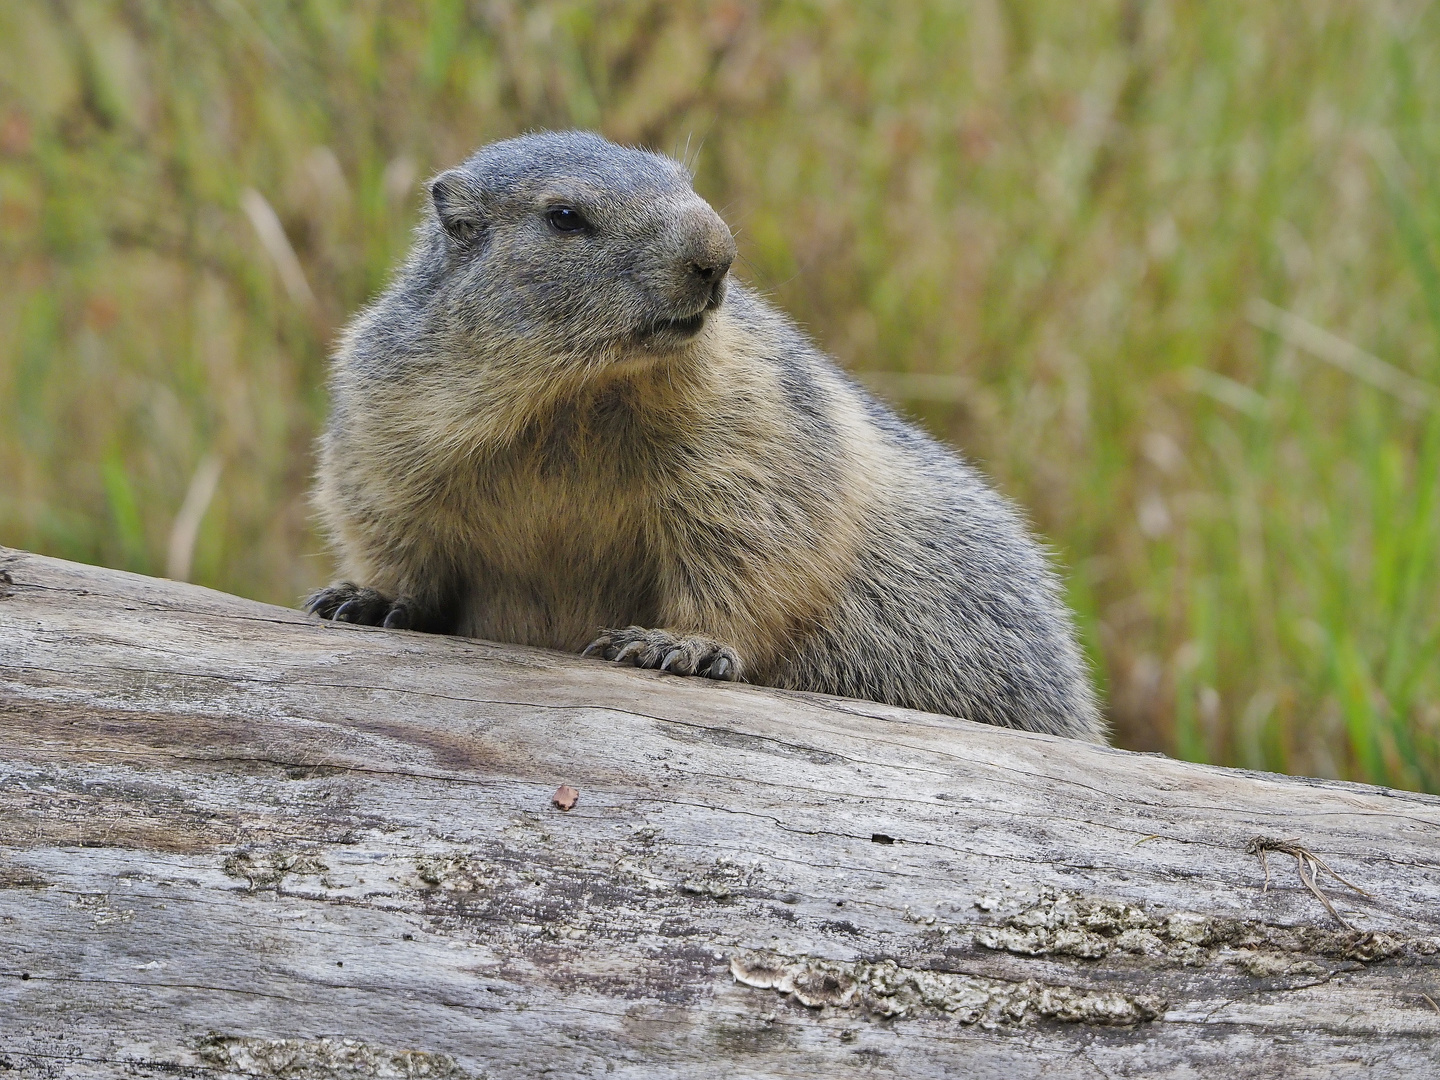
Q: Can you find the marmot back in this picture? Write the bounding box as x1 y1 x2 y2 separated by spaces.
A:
309 131 1104 742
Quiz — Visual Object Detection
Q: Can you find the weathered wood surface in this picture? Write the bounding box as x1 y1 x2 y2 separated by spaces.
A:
2 546 1439 1079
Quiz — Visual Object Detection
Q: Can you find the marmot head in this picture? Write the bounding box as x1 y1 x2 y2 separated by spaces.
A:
421 131 736 365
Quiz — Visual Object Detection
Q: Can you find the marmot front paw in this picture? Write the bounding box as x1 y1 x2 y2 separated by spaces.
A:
305 582 413 629
583 626 741 681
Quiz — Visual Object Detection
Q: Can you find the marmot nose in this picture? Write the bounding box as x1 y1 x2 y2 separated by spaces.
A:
687 255 732 284
677 206 737 295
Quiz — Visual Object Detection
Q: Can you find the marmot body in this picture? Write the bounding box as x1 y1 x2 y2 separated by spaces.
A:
309 131 1104 742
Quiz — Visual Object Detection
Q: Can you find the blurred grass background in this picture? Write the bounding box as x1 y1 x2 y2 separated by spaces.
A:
2 1 1438 790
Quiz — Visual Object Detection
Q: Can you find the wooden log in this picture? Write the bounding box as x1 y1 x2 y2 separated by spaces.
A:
1 546 1438 1078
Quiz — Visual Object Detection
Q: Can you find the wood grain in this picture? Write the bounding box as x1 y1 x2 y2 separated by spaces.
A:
1 547 1438 1078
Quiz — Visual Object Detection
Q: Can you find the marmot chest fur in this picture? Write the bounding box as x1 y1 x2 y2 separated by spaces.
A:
308 131 1104 742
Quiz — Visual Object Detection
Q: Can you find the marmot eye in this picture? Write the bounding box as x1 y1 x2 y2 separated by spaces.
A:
545 206 588 233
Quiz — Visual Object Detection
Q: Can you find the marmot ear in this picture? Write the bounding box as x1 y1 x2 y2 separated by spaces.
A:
429 169 487 246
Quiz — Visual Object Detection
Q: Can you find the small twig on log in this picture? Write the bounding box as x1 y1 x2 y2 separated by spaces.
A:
1247 836 1371 931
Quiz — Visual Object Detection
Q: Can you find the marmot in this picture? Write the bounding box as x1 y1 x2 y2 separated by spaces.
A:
307 131 1104 742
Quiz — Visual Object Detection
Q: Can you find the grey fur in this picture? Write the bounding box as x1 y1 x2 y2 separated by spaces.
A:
309 131 1104 742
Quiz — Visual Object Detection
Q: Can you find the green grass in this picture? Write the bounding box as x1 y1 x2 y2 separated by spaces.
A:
2 1 1438 789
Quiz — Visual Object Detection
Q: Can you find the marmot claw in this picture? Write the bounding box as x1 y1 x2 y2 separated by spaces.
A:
306 583 412 630
585 627 741 681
